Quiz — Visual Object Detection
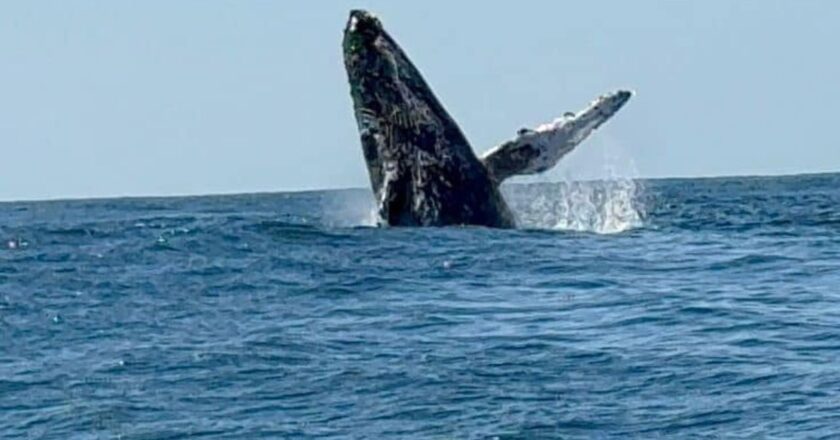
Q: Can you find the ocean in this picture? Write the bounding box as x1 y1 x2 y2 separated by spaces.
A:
1 173 838 439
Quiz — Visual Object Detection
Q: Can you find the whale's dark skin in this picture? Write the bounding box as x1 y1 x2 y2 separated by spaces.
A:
343 10 515 227
342 10 632 228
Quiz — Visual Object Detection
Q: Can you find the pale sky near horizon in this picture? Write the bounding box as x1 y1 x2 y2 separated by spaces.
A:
2 1 839 201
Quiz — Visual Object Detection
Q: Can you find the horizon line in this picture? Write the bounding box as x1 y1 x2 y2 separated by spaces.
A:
1 169 837 205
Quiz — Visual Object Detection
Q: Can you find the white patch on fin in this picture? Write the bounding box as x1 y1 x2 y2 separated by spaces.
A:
481 90 633 178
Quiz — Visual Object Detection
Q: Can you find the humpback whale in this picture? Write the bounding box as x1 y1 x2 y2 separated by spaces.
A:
343 10 632 228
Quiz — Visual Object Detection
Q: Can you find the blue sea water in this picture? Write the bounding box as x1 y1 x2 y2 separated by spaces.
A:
1 174 839 439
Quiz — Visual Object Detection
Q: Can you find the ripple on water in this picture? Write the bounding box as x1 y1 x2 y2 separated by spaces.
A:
0 175 839 438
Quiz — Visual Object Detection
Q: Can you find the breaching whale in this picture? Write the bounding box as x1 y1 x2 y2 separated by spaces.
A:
343 10 632 228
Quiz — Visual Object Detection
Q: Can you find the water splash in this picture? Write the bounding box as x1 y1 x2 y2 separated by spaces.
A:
504 138 646 234
506 179 644 234
327 138 645 232
361 206 379 227
318 190 378 227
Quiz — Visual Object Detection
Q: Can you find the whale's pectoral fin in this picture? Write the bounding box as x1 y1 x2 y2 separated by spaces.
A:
481 140 543 183
480 90 633 183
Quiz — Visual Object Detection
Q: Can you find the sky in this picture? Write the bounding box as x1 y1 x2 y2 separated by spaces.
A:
1 1 839 201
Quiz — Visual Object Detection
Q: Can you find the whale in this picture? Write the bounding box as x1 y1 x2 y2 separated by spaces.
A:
343 10 632 228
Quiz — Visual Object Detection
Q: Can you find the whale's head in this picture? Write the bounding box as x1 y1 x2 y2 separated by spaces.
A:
343 10 389 99
342 10 480 212
342 10 445 131
344 9 383 40
343 10 417 118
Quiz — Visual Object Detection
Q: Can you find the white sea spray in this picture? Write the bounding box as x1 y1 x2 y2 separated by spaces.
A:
504 138 645 234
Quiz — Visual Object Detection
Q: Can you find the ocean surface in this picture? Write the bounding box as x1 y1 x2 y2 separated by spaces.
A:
1 173 839 439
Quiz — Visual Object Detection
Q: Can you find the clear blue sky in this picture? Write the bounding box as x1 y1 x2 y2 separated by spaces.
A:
2 1 838 201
